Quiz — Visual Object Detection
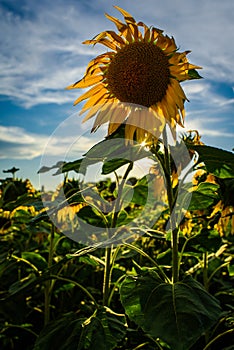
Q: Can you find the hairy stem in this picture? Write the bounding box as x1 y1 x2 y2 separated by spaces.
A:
102 162 133 306
203 328 234 350
102 245 112 306
44 223 55 326
162 128 179 283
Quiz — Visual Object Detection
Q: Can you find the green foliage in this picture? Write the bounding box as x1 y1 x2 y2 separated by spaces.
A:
188 182 219 210
1 140 234 350
33 308 126 350
188 145 234 178
120 271 221 350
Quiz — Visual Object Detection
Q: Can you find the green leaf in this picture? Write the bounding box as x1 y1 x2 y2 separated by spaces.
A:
37 161 66 174
120 271 221 350
77 206 106 228
131 184 148 206
127 174 155 206
189 182 219 210
102 158 131 175
60 158 98 176
78 308 126 350
87 138 149 165
189 145 234 178
33 308 126 350
58 137 150 177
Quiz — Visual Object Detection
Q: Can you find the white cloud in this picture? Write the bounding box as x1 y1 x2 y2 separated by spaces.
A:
0 0 234 109
0 124 101 160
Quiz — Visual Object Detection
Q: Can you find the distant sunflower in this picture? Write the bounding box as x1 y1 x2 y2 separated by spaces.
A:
67 6 201 143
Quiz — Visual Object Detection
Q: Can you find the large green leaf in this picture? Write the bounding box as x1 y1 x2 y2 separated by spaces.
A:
189 145 234 178
120 270 221 350
85 137 149 162
60 138 150 176
188 182 219 210
60 158 98 176
33 307 126 350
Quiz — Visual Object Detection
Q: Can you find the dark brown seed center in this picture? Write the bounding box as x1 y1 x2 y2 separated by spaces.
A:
105 42 170 107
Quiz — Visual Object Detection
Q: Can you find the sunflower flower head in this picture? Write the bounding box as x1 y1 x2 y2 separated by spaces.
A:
67 6 202 144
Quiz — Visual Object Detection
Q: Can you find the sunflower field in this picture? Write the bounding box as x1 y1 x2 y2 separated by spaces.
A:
1 5 234 350
1 131 234 350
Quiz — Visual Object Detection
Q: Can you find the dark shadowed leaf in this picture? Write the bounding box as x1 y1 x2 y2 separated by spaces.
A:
187 229 222 252
102 158 131 174
33 307 126 350
37 161 66 174
21 252 48 271
120 270 221 350
189 145 234 178
188 182 219 210
60 158 97 175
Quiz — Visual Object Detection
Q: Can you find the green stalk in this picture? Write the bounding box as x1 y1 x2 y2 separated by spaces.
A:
162 128 179 283
102 245 112 306
44 223 55 326
102 163 133 306
203 328 234 350
203 251 209 291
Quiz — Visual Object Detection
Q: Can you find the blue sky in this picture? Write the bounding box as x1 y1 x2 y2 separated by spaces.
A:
0 0 234 190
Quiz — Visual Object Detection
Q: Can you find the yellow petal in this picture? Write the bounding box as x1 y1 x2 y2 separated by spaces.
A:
114 6 136 24
129 23 141 41
105 13 125 31
73 84 103 105
92 102 116 131
151 27 163 42
143 28 151 42
107 104 128 135
125 123 136 142
96 38 118 51
137 22 150 42
66 74 103 89
121 27 133 43
81 90 108 113
105 30 126 46
167 81 185 112
82 104 101 123
83 38 117 51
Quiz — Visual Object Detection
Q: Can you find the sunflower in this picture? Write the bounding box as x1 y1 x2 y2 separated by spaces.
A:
67 6 201 143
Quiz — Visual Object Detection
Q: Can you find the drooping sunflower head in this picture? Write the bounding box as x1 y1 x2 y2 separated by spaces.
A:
67 6 201 143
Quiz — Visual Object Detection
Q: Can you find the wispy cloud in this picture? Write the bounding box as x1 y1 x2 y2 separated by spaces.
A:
0 1 104 108
0 0 234 108
0 124 100 160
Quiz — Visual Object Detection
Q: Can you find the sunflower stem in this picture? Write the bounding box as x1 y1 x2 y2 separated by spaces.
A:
162 128 179 283
102 245 112 306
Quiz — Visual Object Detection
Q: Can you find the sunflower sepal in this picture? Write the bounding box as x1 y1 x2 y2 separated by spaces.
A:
188 69 203 80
